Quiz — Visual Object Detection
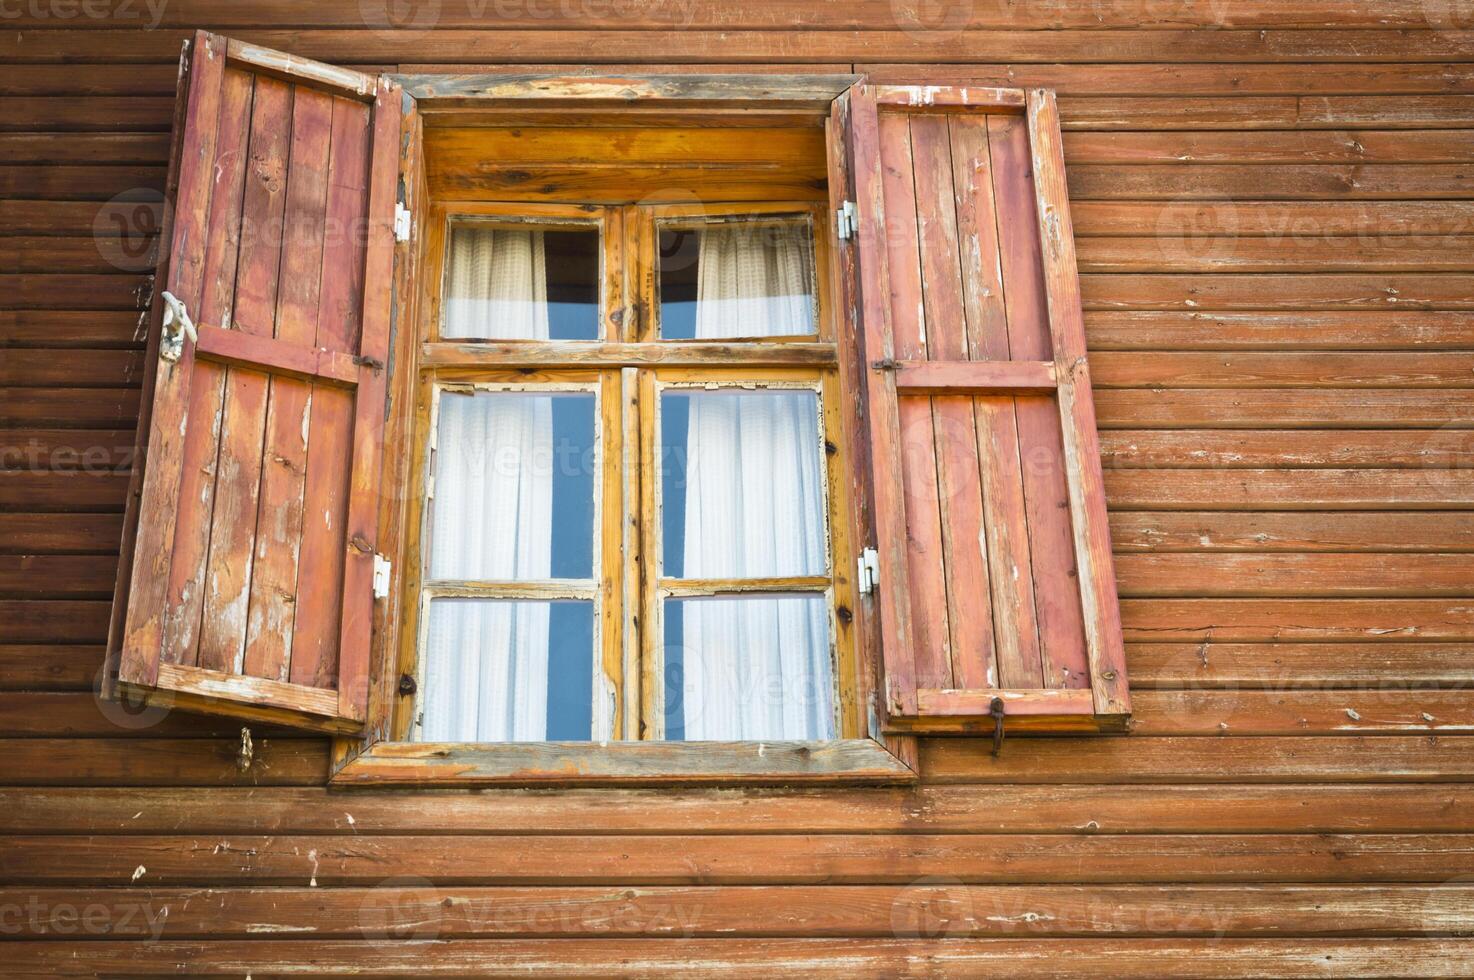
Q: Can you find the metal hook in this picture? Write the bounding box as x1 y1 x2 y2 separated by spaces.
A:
236 726 254 772
159 290 198 363
990 697 1005 757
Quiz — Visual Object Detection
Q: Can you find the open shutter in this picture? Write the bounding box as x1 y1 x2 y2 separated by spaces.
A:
841 83 1129 733
108 32 402 733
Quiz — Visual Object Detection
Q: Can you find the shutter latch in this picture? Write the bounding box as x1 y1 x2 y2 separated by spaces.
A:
373 554 392 599
857 547 880 596
990 697 1006 757
158 291 198 363
836 200 857 240
394 202 412 243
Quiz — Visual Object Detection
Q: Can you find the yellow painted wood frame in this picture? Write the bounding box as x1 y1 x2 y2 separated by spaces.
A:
330 83 910 784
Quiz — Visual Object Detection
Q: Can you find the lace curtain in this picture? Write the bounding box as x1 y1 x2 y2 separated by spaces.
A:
418 227 553 741
678 223 834 740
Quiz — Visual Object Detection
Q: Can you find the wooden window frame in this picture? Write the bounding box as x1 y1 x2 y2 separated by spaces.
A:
329 73 918 786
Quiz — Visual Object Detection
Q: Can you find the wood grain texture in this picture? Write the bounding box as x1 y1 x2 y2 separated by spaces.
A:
11 9 1474 975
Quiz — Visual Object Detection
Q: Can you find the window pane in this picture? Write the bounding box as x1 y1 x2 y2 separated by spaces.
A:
663 595 833 741
661 389 826 579
418 598 593 742
658 219 816 339
444 225 599 341
430 390 596 581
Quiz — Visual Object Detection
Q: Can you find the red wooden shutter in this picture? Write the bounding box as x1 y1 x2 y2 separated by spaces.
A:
108 32 402 733
842 83 1129 733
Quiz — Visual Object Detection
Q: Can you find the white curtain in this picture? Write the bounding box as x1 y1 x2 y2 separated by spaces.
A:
689 223 815 338
444 225 548 340
680 223 834 740
420 227 553 742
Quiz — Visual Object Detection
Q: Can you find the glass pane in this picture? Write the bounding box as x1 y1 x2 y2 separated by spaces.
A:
661 389 826 579
663 595 833 741
658 219 816 339
429 390 596 581
444 225 599 341
418 598 593 742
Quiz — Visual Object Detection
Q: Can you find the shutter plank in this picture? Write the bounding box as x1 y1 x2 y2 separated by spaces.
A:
909 113 997 692
241 86 333 682
848 86 917 716
876 110 953 693
986 113 1055 690
196 77 292 676
1025 89 1130 718
949 116 1040 694
988 112 1091 692
119 32 226 688
163 66 253 673
334 78 401 722
291 94 371 692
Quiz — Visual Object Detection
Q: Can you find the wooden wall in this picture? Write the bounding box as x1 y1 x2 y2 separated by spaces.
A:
4 3 1474 975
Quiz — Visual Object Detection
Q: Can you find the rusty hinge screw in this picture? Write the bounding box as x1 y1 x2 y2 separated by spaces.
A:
236 727 254 772
990 697 1006 758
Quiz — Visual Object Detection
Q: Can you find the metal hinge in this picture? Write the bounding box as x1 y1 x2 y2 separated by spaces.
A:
373 554 392 599
836 200 857 240
394 202 412 243
857 547 880 596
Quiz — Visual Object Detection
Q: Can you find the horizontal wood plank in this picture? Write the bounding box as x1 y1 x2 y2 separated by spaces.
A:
1095 389 1474 428
7 1 1468 31
1104 469 1474 510
892 360 1057 393
862 62 1474 96
921 734 1474 782
7 783 1472 835
1116 553 1474 598
1129 642 1474 689
1110 512 1474 553
7 938 1474 979
1085 311 1474 351
194 324 359 386
3 883 1469 939
7 832 1474 885
1120 599 1474 642
1101 430 1474 470
335 740 915 786
12 29 1474 65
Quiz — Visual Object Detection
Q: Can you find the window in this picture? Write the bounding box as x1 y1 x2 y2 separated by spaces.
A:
399 205 859 746
110 33 1130 786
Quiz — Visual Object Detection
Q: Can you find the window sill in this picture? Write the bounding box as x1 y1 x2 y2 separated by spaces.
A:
330 738 916 787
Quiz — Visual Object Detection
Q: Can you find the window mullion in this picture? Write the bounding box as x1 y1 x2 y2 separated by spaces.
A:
635 367 662 740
